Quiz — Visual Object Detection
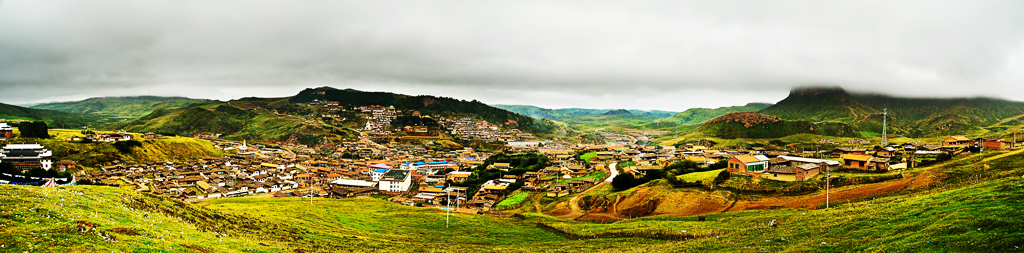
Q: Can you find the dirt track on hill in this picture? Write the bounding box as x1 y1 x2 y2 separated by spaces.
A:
538 149 1022 221
568 164 947 220
553 181 609 220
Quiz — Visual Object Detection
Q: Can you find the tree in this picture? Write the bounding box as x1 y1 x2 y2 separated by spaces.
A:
665 172 678 186
713 170 730 185
18 121 50 139
113 140 143 153
611 173 636 190
0 161 17 174
708 159 729 170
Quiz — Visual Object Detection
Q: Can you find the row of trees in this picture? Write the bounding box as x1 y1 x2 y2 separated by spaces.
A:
612 159 730 190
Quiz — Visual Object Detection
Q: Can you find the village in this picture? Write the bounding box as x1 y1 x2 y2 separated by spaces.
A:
5 106 1018 215
2 100 1021 215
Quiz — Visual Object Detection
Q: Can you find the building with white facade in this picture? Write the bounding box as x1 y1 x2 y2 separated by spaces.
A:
378 169 412 192
1 143 54 170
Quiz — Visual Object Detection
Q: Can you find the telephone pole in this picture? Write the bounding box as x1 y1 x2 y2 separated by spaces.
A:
881 108 888 146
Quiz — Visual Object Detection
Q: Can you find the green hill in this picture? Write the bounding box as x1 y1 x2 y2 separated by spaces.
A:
667 103 773 125
122 101 343 144
0 102 99 128
290 87 568 139
693 112 860 139
760 87 1024 137
30 96 218 121
118 88 579 143
0 129 227 167
759 87 880 124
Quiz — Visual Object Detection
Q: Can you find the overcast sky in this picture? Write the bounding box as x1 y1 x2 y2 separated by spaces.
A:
1 1 1022 111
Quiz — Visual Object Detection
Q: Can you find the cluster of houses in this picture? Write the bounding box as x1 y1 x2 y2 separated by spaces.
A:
721 135 1019 182
68 132 135 142
437 116 533 142
359 105 399 137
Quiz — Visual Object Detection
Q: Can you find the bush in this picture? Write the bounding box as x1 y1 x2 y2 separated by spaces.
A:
113 140 143 153
713 170 730 185
612 173 637 190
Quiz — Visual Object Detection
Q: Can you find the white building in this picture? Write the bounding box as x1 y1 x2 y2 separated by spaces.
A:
1 143 54 170
378 169 412 192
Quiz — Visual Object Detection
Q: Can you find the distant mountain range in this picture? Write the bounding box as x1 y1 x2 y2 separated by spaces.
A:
493 104 678 120
4 86 1023 142
30 96 218 121
0 102 98 128
758 87 1024 137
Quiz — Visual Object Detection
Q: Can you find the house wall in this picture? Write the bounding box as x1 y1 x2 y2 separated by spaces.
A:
764 173 797 182
981 141 1006 150
378 176 412 192
844 160 867 170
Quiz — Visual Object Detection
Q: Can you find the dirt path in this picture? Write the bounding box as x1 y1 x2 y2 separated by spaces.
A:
555 181 609 220
548 163 618 220
532 192 542 212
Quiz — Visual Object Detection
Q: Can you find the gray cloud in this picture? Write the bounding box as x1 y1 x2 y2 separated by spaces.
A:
1 0 1022 110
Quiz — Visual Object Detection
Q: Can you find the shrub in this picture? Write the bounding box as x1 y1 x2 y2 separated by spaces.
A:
113 140 143 153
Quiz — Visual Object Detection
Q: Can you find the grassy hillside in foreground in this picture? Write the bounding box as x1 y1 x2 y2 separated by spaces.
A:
0 185 655 252
0 129 227 167
30 96 217 121
4 150 1023 252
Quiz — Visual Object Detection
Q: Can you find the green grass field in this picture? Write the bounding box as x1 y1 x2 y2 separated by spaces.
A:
579 151 597 162
677 169 725 183
556 171 607 183
495 192 530 209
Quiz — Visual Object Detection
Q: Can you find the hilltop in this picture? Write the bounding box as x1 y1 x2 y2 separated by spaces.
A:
30 96 217 121
602 109 632 115
667 103 773 125
0 102 99 128
118 87 576 144
760 87 1024 137
691 112 860 139
0 129 227 168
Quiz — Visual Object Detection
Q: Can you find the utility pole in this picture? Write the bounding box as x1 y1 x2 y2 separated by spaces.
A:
826 168 830 209
881 108 888 147
445 183 451 229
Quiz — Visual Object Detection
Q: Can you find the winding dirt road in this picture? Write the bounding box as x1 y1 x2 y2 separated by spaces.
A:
555 162 618 220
